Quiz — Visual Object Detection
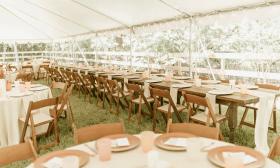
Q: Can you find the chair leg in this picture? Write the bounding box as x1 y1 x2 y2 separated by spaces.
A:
239 107 249 128
137 103 142 125
31 125 38 152
128 102 133 121
153 110 157 131
253 109 257 127
218 104 222 115
269 110 277 133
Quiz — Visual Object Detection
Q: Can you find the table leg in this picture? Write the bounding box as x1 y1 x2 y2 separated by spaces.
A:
227 103 238 143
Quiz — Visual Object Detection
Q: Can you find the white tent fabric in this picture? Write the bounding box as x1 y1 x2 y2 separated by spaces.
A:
0 0 279 40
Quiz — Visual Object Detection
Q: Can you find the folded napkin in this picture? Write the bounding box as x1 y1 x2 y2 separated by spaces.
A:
222 152 257 165
124 77 128 92
170 87 178 104
164 138 187 147
205 93 216 115
144 81 150 97
111 138 130 147
43 157 62 168
67 143 96 156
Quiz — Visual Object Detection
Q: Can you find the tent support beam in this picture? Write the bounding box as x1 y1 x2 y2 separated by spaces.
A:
71 0 130 29
13 42 19 65
188 18 192 77
74 40 89 66
25 0 95 32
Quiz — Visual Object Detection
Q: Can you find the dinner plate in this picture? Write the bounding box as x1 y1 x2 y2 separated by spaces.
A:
31 84 43 88
154 133 195 151
207 146 265 168
145 79 162 83
29 86 49 91
237 84 259 90
172 76 191 80
171 83 192 88
34 150 89 168
202 80 221 84
208 90 234 95
102 134 140 152
8 91 33 97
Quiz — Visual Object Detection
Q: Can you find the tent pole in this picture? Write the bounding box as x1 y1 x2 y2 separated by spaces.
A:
13 41 19 65
188 18 192 78
74 40 89 66
129 28 133 70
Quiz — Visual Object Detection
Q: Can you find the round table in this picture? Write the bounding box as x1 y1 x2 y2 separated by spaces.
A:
0 85 52 147
28 134 280 168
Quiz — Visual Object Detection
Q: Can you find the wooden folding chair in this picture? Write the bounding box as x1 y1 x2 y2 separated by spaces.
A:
239 83 279 132
150 87 186 131
95 77 109 108
166 119 220 140
268 136 280 159
126 83 154 125
106 79 129 114
0 139 38 166
183 93 226 127
20 97 59 151
57 84 75 128
73 122 125 144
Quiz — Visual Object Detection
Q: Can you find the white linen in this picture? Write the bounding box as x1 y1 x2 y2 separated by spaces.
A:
246 90 276 155
26 136 279 168
144 81 150 98
0 86 52 147
170 87 178 104
123 77 128 92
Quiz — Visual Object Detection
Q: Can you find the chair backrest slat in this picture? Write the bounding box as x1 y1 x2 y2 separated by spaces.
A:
167 119 219 140
73 122 125 144
0 139 37 166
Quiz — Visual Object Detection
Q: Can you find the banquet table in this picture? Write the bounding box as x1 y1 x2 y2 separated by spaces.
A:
27 134 280 168
0 84 52 147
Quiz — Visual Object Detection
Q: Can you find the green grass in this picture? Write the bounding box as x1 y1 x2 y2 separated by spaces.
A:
5 80 280 167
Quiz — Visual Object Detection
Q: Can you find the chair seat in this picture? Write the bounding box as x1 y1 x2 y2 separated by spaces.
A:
190 112 226 125
112 91 130 98
20 113 53 126
132 97 154 104
157 104 185 113
57 104 68 111
244 103 277 111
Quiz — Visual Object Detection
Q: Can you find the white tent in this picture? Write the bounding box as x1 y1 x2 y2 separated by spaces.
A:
0 0 279 41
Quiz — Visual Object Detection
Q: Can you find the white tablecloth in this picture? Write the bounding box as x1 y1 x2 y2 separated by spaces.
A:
27 135 279 168
0 86 52 147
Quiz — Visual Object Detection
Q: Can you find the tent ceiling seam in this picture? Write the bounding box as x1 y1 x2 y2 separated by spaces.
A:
158 0 192 17
24 0 96 32
3 1 71 37
0 3 52 39
70 0 130 29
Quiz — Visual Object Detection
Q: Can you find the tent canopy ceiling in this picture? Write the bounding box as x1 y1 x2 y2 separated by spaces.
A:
0 0 279 41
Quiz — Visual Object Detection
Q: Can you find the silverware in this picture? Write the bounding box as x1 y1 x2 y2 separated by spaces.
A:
84 143 98 155
200 142 215 152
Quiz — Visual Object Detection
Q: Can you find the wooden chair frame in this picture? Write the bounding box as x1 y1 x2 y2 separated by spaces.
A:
20 97 59 151
150 87 185 131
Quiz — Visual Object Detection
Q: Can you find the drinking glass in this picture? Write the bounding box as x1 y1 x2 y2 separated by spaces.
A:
97 138 112 161
140 131 155 153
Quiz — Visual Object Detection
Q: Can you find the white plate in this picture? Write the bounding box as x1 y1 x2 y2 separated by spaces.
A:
237 85 259 90
9 91 34 97
202 80 221 84
171 83 192 88
31 84 43 88
208 90 234 95
29 86 48 91
172 76 191 80
145 79 162 83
